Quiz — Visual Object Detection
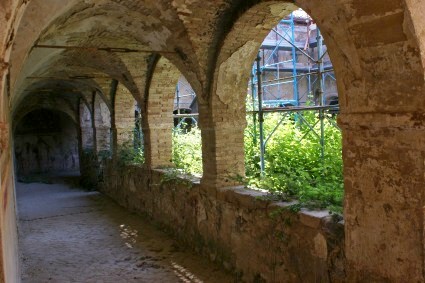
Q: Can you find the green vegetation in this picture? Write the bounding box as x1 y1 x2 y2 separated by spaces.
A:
244 111 343 213
157 111 344 213
117 143 145 166
172 126 203 175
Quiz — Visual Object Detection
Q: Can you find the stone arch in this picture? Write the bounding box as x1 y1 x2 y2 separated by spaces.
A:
7 1 77 89
13 99 78 130
208 1 425 282
11 50 133 113
7 0 203 110
1 1 425 282
142 56 181 168
12 75 112 116
198 2 302 188
14 106 77 130
404 0 425 72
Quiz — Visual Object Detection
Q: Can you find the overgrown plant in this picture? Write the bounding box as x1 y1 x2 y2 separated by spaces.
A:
172 126 202 175
159 167 194 188
245 111 343 213
117 143 145 166
171 112 343 214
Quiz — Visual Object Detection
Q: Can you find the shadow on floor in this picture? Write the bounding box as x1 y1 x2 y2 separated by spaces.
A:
16 176 234 283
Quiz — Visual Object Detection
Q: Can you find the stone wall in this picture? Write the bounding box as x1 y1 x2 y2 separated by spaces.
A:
14 109 79 177
100 163 345 282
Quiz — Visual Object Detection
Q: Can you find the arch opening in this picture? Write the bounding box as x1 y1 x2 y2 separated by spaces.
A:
172 75 202 176
243 9 343 213
113 82 144 166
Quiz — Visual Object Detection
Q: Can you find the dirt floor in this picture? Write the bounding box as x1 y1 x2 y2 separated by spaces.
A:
17 178 234 283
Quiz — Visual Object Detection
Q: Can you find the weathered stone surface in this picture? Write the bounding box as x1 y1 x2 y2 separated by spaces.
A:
142 57 179 168
100 164 346 282
0 0 425 282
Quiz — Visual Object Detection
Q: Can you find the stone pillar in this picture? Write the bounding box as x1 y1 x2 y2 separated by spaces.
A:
79 101 94 150
0 64 18 282
142 57 179 168
199 42 256 188
142 101 174 168
114 85 135 149
93 93 111 154
78 97 99 187
340 112 425 282
198 104 246 188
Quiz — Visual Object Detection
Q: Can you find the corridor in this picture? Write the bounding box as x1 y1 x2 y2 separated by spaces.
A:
17 178 233 283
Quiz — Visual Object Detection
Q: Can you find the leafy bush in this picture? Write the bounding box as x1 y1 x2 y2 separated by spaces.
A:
171 112 343 213
172 126 203 175
117 143 144 166
245 111 343 213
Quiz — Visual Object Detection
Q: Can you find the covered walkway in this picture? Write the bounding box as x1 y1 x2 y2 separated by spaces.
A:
17 178 232 282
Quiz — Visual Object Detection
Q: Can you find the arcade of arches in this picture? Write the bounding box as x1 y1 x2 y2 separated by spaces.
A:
1 0 425 282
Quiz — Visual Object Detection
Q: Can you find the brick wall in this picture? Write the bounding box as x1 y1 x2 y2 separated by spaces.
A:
93 93 111 153
114 85 135 148
142 57 180 168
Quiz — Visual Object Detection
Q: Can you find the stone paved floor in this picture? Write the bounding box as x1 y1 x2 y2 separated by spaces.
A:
17 180 234 283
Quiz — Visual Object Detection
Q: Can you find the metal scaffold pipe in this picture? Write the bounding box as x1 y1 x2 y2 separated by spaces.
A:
256 53 266 176
260 68 334 85
176 83 180 115
317 28 325 162
247 105 339 114
250 71 258 145
290 13 299 105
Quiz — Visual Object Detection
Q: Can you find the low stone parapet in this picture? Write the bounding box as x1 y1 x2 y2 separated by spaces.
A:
100 163 345 282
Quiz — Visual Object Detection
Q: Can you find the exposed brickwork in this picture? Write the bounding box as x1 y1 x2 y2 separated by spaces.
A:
142 57 180 168
114 84 135 148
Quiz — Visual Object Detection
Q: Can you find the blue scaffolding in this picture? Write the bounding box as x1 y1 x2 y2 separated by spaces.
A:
170 10 340 176
249 12 340 175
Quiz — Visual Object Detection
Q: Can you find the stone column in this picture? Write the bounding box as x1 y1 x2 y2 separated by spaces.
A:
198 98 246 188
93 93 111 154
0 64 18 282
142 99 174 168
114 85 135 149
199 42 255 188
79 101 94 151
340 112 425 282
142 57 179 168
